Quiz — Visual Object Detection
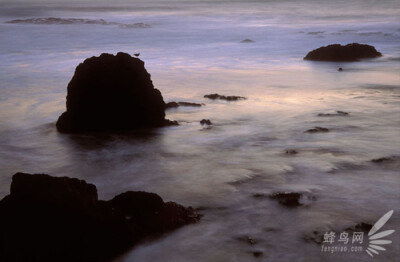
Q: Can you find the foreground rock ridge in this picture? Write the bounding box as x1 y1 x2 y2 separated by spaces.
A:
304 43 382 62
0 173 200 262
57 52 175 133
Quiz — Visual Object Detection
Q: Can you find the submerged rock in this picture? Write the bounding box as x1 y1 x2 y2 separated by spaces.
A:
338 67 343 71
165 101 203 109
285 149 298 155
0 173 200 262
57 52 175 133
345 222 373 233
371 156 398 163
304 43 382 62
200 119 212 125
269 192 302 207
317 111 349 117
204 93 246 101
240 39 255 43
305 127 330 133
302 230 324 244
251 251 264 258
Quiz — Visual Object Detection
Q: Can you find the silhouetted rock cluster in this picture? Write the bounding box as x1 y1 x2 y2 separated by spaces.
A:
204 93 246 101
57 52 176 133
304 43 382 62
0 173 200 262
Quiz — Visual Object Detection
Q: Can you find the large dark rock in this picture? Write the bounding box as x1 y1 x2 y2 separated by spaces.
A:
304 43 382 62
57 52 175 133
0 173 200 262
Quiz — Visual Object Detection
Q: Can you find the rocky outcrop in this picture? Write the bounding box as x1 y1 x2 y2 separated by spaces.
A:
0 173 200 262
304 43 382 62
269 192 303 207
317 111 349 117
56 52 176 133
285 149 298 155
305 127 329 133
240 39 255 43
165 101 203 109
204 93 246 101
200 119 212 125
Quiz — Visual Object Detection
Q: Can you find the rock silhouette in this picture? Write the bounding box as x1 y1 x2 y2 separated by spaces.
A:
204 93 246 101
240 39 255 43
304 43 382 62
165 101 203 109
0 173 200 262
269 192 303 207
200 119 212 125
317 111 349 117
305 127 330 133
57 52 176 133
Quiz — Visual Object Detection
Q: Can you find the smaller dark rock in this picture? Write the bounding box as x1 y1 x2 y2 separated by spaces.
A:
252 193 266 198
200 119 212 125
204 93 246 101
285 149 298 155
236 235 257 245
371 156 396 163
345 222 373 233
251 251 263 258
338 67 343 71
302 230 324 244
165 101 203 109
305 127 329 133
317 111 349 117
269 192 302 207
240 39 255 43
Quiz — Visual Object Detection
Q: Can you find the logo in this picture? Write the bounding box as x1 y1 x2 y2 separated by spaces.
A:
320 210 395 258
366 210 395 258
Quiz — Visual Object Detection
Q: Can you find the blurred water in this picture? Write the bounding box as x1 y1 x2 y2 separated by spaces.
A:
0 1 399 261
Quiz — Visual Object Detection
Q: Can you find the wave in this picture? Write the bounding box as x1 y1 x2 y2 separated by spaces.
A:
5 17 151 28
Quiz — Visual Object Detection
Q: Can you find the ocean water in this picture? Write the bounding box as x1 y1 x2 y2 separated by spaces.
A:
0 0 399 261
